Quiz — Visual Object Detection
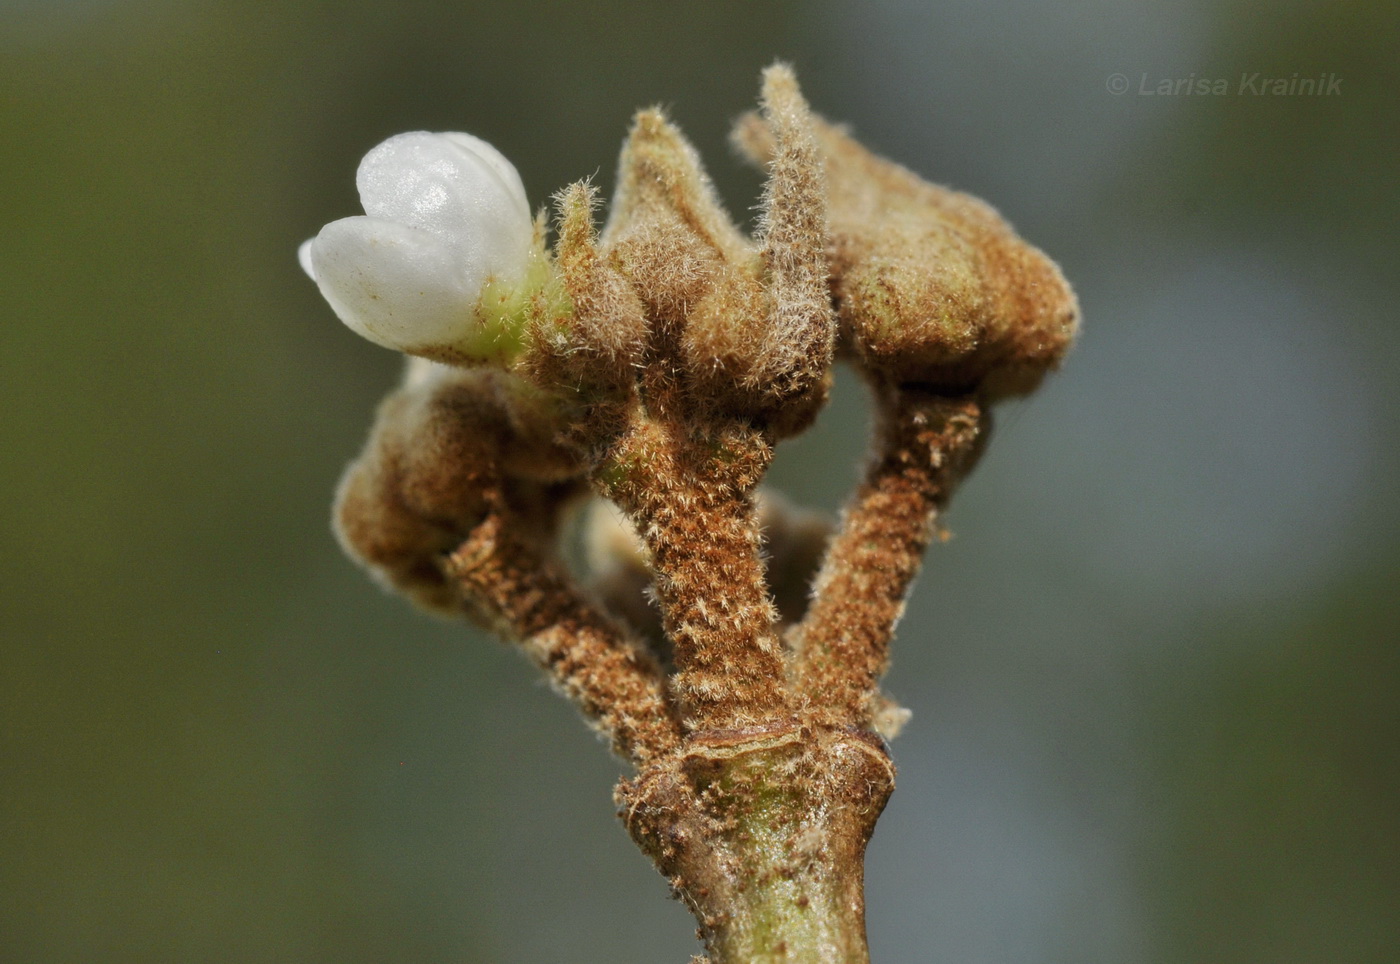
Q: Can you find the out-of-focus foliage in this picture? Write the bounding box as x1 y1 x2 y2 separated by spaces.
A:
2 1 1395 962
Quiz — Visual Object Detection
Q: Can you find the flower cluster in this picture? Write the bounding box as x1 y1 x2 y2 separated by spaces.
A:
302 65 1077 963
303 65 1075 732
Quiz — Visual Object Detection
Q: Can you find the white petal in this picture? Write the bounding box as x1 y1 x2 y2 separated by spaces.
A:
441 132 531 222
355 131 532 284
307 216 480 354
296 238 317 281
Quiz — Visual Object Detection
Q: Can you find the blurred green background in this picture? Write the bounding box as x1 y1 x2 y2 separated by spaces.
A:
3 1 1396 961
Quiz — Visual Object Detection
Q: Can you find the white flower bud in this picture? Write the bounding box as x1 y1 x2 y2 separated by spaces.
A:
299 131 535 363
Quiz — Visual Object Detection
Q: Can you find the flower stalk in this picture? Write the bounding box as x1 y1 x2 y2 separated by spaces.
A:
304 64 1078 962
623 724 893 964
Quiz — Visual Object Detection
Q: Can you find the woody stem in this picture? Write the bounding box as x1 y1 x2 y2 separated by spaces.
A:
620 724 894 964
596 415 790 732
792 387 987 726
445 509 681 764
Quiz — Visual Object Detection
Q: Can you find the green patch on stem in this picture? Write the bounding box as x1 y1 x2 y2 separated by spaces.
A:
462 251 573 365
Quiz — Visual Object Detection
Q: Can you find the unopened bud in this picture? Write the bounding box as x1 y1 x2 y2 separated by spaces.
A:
734 115 1078 398
300 131 539 365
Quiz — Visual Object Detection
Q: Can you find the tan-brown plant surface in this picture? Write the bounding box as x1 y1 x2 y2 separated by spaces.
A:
319 65 1078 964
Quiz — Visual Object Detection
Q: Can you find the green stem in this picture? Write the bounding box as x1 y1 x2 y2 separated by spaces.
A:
620 723 894 964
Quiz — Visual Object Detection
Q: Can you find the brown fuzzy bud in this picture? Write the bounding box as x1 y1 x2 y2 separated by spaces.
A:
523 182 649 405
601 106 765 422
746 65 835 427
602 108 754 333
734 111 1079 399
334 362 508 612
333 360 583 614
597 74 835 432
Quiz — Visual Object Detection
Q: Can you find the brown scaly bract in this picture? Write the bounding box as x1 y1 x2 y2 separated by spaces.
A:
330 64 1078 964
